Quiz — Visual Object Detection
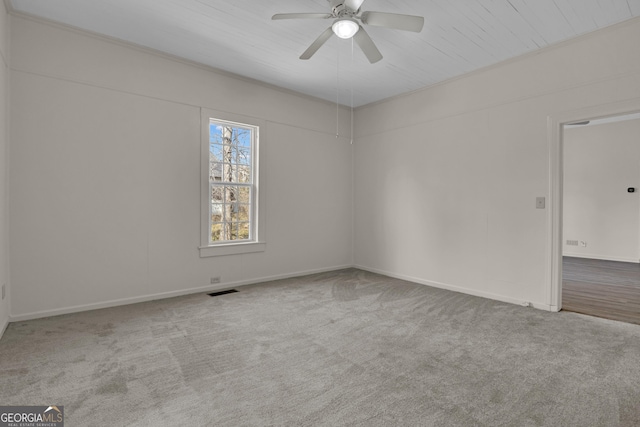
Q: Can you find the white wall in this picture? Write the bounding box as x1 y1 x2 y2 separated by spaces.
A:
0 0 9 334
9 14 354 319
563 119 640 263
354 17 640 309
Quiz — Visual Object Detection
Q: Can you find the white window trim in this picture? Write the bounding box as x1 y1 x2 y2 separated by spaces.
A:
199 108 266 257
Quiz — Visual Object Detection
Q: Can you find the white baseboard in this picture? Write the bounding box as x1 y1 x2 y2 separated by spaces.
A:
0 317 8 341
9 262 557 322
354 264 554 312
9 264 353 322
563 252 639 263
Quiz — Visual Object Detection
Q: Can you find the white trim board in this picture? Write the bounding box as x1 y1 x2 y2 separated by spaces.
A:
354 264 555 312
9 265 353 322
10 262 560 323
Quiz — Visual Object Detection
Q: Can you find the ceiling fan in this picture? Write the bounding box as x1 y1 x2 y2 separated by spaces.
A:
272 0 424 64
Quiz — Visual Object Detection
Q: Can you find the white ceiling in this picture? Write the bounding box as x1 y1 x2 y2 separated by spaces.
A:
9 0 640 107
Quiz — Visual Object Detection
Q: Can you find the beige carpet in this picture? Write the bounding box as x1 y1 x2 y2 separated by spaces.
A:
1 268 639 426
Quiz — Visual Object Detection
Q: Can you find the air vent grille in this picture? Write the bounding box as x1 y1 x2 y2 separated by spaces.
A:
208 289 238 297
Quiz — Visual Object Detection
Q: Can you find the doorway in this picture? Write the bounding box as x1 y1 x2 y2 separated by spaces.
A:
551 108 640 324
562 257 640 324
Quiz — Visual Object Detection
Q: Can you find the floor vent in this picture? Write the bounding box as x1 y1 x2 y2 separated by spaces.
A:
208 289 238 297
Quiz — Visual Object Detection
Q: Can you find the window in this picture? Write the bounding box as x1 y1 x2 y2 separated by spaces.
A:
209 122 253 242
200 110 265 257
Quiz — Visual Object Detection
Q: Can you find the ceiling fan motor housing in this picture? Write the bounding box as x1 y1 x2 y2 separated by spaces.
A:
330 1 354 18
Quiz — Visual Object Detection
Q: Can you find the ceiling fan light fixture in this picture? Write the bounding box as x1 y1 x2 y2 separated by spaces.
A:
332 19 359 39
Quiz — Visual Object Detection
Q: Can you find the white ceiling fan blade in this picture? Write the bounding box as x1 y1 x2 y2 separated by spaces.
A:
345 0 366 12
361 11 425 33
272 13 331 20
300 27 335 60
353 26 382 63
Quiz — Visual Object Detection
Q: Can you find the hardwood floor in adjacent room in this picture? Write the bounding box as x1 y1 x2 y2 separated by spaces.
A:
562 256 640 325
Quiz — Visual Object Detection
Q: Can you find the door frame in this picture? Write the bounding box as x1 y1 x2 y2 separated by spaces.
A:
547 99 640 311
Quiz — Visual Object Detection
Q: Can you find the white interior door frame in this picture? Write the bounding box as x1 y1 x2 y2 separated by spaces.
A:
547 98 640 312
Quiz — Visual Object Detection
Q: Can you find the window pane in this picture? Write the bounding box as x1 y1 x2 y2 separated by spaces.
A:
211 186 223 202
211 202 223 222
238 187 251 204
237 165 250 183
211 223 223 242
209 124 222 144
221 163 233 182
237 204 250 221
237 151 250 167
210 144 223 162
224 186 238 203
238 222 250 240
210 163 223 182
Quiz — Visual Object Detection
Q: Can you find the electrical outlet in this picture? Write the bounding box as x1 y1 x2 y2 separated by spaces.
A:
210 277 221 284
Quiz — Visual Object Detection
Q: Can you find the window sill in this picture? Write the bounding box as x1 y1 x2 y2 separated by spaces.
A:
199 242 266 258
